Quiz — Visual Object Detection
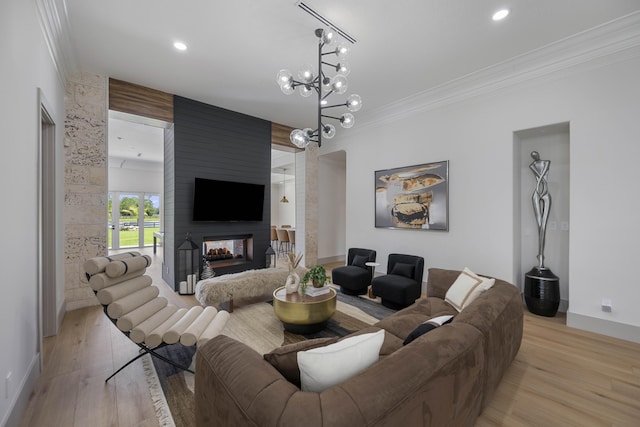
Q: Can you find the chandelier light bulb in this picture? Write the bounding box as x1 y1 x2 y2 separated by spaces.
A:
322 124 336 139
320 28 336 46
492 9 509 21
336 61 350 76
300 85 313 97
340 113 355 128
280 85 294 95
335 43 350 59
277 69 294 94
332 75 348 94
347 94 362 112
298 64 315 83
290 129 310 148
277 69 292 85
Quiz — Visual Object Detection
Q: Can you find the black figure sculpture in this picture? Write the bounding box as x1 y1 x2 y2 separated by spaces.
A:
524 151 560 317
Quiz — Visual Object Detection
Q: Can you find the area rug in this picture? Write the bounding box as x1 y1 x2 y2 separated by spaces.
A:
145 289 396 426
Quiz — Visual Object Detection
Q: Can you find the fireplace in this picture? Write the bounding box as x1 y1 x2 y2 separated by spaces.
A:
202 234 253 268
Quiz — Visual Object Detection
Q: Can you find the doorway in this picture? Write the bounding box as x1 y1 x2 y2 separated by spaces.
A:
108 111 166 251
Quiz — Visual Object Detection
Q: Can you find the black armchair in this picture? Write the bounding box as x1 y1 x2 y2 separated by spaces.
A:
331 248 377 296
371 253 424 309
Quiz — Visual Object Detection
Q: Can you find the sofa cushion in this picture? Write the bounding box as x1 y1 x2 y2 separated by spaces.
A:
297 330 385 392
445 268 495 312
352 255 369 269
263 337 339 387
403 315 454 345
344 326 403 356
391 262 414 278
375 298 457 339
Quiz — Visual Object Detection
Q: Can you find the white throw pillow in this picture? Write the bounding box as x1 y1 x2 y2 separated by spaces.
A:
445 267 495 312
297 329 385 392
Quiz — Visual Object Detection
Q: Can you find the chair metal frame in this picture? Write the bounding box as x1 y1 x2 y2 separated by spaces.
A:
93 286 195 382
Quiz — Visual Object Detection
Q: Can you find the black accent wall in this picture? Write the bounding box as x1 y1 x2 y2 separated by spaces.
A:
162 96 272 290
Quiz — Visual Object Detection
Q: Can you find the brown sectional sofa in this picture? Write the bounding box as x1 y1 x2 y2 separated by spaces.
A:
195 268 523 426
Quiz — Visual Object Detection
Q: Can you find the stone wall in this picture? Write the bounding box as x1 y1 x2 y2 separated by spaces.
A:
64 72 107 310
303 143 318 267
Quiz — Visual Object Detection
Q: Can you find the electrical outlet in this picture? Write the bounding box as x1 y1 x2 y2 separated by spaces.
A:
560 221 569 231
548 221 557 230
601 298 612 313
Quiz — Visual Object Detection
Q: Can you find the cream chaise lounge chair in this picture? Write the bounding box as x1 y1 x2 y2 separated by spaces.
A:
84 251 229 382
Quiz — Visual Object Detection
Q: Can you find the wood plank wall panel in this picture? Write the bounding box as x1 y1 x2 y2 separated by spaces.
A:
109 78 174 123
272 122 303 151
167 96 272 289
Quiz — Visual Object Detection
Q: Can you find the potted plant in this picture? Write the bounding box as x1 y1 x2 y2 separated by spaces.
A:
301 265 329 288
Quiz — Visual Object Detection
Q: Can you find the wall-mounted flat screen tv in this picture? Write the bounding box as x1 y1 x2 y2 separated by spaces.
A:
193 177 265 221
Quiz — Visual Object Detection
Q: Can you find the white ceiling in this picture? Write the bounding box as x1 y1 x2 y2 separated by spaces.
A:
83 1 640 169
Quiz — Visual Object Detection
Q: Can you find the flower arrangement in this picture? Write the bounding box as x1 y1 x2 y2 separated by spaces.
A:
301 264 329 288
287 252 303 271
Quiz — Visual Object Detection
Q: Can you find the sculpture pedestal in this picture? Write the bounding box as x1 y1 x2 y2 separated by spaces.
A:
524 267 560 317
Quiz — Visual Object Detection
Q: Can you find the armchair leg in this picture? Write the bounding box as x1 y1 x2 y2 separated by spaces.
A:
105 342 195 383
105 350 148 383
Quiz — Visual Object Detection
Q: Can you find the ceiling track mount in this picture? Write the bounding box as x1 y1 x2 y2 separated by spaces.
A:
296 1 357 44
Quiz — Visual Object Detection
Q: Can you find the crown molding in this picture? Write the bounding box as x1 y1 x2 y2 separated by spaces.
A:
35 0 77 85
356 11 640 132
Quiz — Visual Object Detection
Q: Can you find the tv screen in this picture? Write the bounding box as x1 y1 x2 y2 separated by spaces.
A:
193 177 265 221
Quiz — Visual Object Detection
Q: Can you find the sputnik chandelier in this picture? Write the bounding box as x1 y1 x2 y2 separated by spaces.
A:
277 28 362 148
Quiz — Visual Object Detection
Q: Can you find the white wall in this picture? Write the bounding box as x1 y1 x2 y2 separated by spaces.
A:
270 181 296 227
108 166 163 194
0 0 66 424
324 46 640 342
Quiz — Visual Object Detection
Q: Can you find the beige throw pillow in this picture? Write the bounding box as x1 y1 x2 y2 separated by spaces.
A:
445 267 495 312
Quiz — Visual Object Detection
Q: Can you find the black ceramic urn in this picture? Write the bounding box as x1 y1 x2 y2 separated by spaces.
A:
524 267 560 317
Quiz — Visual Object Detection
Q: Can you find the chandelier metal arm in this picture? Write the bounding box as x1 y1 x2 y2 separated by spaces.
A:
321 114 342 121
321 61 341 71
321 102 349 109
321 90 334 101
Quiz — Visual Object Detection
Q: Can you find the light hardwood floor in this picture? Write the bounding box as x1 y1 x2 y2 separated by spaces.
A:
19 250 640 426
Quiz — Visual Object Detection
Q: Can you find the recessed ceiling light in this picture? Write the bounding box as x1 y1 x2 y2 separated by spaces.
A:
173 41 187 51
492 9 509 21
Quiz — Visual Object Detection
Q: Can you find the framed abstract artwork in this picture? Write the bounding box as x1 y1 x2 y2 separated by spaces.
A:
374 160 449 231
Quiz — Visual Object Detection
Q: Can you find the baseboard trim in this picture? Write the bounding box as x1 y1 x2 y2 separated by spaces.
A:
56 300 66 333
318 255 345 265
2 353 41 427
567 312 640 344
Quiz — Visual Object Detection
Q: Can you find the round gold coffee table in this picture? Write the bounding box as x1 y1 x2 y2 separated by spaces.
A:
273 286 337 333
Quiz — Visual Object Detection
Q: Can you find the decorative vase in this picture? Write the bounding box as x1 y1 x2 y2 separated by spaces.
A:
524 267 560 317
285 269 300 294
312 279 323 288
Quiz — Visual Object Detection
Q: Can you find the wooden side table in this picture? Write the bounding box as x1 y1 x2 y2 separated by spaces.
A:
365 262 380 299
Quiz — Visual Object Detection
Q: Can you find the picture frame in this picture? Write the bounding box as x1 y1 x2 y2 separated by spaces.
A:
374 160 449 231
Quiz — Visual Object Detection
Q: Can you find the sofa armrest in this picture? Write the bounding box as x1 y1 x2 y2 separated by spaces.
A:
426 268 463 299
196 335 303 426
